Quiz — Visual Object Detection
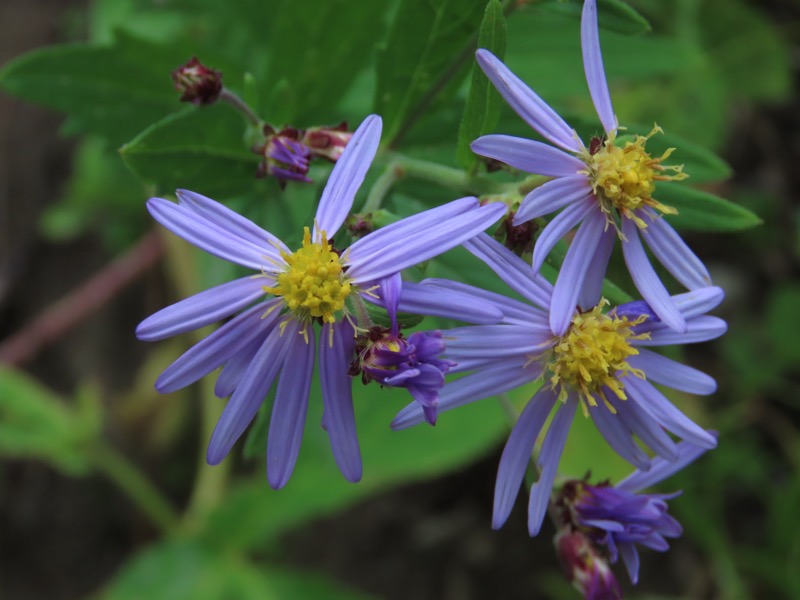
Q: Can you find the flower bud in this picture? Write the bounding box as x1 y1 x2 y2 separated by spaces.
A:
555 531 623 600
171 57 222 105
300 122 353 162
255 126 311 185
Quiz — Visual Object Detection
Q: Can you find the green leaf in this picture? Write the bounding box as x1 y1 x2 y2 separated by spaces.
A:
0 33 182 147
375 0 486 145
120 104 261 197
457 0 508 171
659 183 762 232
540 0 651 35
765 285 800 370
101 540 375 600
0 367 99 475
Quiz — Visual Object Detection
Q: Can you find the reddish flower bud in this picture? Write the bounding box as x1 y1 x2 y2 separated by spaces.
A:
495 209 537 256
171 57 222 106
300 122 353 162
555 531 623 600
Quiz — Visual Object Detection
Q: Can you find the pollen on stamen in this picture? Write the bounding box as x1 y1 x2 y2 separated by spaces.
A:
581 125 687 235
547 300 649 411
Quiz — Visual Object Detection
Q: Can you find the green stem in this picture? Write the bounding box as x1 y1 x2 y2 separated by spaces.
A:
385 153 510 197
362 163 401 213
92 441 180 534
220 88 262 127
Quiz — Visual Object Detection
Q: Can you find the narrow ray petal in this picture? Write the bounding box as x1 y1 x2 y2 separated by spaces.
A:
619 542 641 585
347 202 505 283
532 196 597 274
267 331 315 489
177 189 289 257
320 320 362 482
589 404 651 470
314 115 382 239
625 377 717 449
628 349 717 395
581 0 617 134
475 49 582 152
206 320 298 464
493 388 558 529
640 212 711 290
611 395 679 462
215 337 264 398
378 273 403 331
637 316 727 346
155 301 281 393
464 232 553 310
421 278 542 325
471 135 584 176
578 224 615 310
136 276 268 341
147 198 273 271
528 396 578 535
514 175 593 225
549 207 606 335
621 219 686 333
443 325 553 359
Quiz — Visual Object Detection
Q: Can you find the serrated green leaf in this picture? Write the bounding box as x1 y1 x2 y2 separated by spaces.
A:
659 183 762 232
375 0 486 145
540 0 651 35
120 104 261 197
457 0 507 171
0 367 99 475
0 33 183 147
101 539 375 600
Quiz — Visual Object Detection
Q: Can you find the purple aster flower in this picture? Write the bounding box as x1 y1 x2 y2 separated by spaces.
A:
557 436 714 586
136 115 505 488
392 233 724 535
255 125 312 184
471 0 710 335
555 531 622 600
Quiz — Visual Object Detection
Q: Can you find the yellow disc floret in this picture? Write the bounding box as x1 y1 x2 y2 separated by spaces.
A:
548 300 649 411
264 227 351 324
582 125 687 232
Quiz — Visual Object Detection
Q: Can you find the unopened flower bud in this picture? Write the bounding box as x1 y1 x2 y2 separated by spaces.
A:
345 212 375 239
300 122 353 162
171 57 222 105
255 126 311 185
495 209 537 256
555 531 623 600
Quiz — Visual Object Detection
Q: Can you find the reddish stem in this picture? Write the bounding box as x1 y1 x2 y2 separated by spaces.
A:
0 230 164 366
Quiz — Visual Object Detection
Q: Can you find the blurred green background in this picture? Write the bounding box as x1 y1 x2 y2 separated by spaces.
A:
0 0 797 598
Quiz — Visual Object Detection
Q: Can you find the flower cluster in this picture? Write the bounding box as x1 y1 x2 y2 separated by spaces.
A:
139 1 727 595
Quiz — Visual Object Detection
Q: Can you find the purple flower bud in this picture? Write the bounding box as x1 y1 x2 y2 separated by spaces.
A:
301 121 353 162
255 126 311 185
171 57 222 106
555 531 623 600
351 327 454 425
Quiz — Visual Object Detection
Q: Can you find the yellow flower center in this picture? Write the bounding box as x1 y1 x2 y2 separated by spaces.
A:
582 125 686 232
548 301 649 411
264 227 351 324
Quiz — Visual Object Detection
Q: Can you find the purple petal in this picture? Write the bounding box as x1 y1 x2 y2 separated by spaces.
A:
641 213 711 290
378 273 403 332
578 224 615 309
215 337 264 398
347 201 506 283
549 207 606 335
471 135 584 176
155 300 281 393
514 175 593 225
625 377 717 449
391 359 541 429
206 319 299 464
267 330 315 489
618 542 641 584
421 278 542 325
581 0 617 134
638 316 727 346
177 189 289 258
671 287 724 320
611 395 679 462
493 387 558 529
475 49 582 152
370 280 503 325
532 195 596 274
443 325 553 360
314 115 382 239
136 276 269 341
147 198 276 271
617 433 717 493
622 219 686 333
589 403 651 470
628 349 717 395
464 232 553 310
320 320 361 482
528 396 578 535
